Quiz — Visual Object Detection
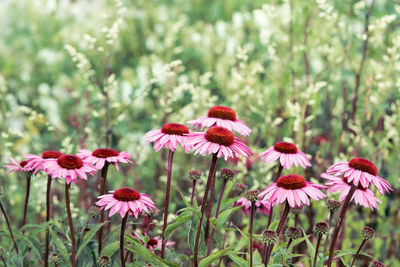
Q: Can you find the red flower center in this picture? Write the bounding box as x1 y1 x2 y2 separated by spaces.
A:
277 174 306 190
113 188 141 202
207 106 236 121
161 123 189 136
20 161 28 167
92 148 119 158
57 155 83 169
348 158 377 176
273 142 298 154
205 126 234 146
343 177 367 191
42 150 63 159
147 238 158 247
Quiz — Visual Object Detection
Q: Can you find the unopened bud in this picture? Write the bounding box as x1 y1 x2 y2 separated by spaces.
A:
49 252 63 265
262 230 278 245
370 260 385 267
361 226 375 240
234 183 247 194
220 168 236 181
189 170 202 181
98 255 111 267
314 222 329 236
285 227 301 240
245 190 260 203
291 205 303 215
327 199 341 213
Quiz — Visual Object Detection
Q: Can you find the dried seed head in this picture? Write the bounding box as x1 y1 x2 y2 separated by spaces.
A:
314 222 329 236
262 230 278 245
49 252 63 265
234 183 247 194
326 199 341 213
370 260 385 267
245 190 260 203
285 227 302 240
291 205 303 215
97 255 111 267
220 168 236 181
189 170 202 181
361 226 375 240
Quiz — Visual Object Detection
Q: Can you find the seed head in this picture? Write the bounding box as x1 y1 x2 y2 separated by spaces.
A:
49 252 63 265
370 260 385 267
285 227 302 240
220 168 236 181
189 170 202 181
326 199 341 213
262 230 278 245
245 190 260 203
98 255 111 267
361 226 375 240
314 222 329 236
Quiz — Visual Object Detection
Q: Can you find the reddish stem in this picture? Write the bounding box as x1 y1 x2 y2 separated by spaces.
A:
98 162 110 254
190 179 197 206
65 183 76 267
249 202 256 267
161 150 175 259
205 168 218 242
323 210 334 253
350 239 367 267
22 173 32 228
193 154 218 267
267 164 283 229
217 216 232 267
120 215 128 267
0 201 18 254
45 175 52 267
313 234 322 267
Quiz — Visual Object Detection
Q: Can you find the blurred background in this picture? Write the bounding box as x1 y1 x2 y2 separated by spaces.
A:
0 0 399 265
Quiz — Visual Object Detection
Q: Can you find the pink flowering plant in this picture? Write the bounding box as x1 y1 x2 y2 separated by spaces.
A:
1 1 399 266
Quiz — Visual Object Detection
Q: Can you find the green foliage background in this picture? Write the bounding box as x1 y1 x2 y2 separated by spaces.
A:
0 0 399 266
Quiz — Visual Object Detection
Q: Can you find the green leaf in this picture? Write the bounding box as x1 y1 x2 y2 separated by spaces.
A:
125 235 179 267
16 224 43 234
165 211 193 237
216 206 241 228
49 228 71 266
16 233 43 260
199 247 230 267
76 222 107 258
228 251 248 267
100 241 120 257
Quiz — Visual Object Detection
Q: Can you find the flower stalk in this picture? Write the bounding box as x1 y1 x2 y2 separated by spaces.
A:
45 175 52 267
98 162 110 254
65 183 76 267
120 215 128 267
0 200 19 254
22 172 32 228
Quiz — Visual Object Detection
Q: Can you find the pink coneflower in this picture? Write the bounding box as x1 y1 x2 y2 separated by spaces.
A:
77 148 132 170
235 197 271 215
322 173 381 210
326 157 392 195
259 174 326 208
188 126 252 160
24 150 63 174
260 141 311 169
3 157 34 173
144 123 192 153
146 236 175 251
96 188 156 218
43 154 97 184
187 106 252 136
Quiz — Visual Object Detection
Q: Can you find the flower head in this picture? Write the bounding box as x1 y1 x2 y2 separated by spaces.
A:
259 174 326 208
326 199 341 213
49 252 63 265
322 173 382 210
285 227 302 240
144 123 192 153
3 157 34 174
260 141 311 169
188 170 202 181
24 150 64 174
219 168 236 181
77 148 132 170
361 226 375 240
97 255 111 267
326 157 392 195
235 196 271 215
43 154 97 184
188 126 252 160
262 230 278 245
187 106 252 136
313 222 329 236
96 187 156 218
371 260 385 267
146 236 175 251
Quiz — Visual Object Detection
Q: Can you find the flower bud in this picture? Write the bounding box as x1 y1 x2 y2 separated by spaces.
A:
326 199 341 213
189 170 202 181
98 255 111 267
370 260 385 267
285 226 301 240
291 205 303 215
361 226 375 240
245 190 260 203
262 230 278 245
219 168 236 181
49 252 63 265
313 222 329 236
234 183 247 194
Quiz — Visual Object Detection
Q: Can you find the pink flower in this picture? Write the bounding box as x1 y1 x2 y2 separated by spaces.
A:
260 141 311 169
24 150 64 174
187 106 252 136
96 188 156 218
259 174 326 208
321 173 381 210
235 196 271 215
187 126 252 160
43 154 97 184
3 157 34 173
144 123 192 153
146 236 175 251
77 148 132 170
326 157 392 195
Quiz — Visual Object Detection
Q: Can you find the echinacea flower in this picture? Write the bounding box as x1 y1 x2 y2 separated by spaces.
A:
96 188 156 218
235 196 271 215
24 150 63 174
146 236 175 251
260 141 311 169
188 126 252 160
187 106 252 136
326 157 392 195
77 148 132 170
43 154 97 184
321 173 382 210
3 157 34 173
144 123 192 153
259 174 326 208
